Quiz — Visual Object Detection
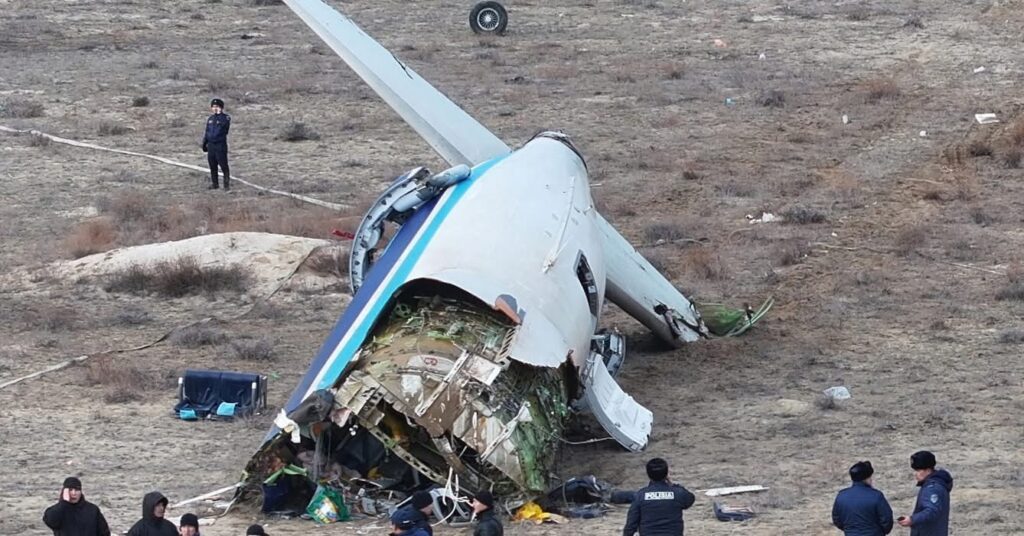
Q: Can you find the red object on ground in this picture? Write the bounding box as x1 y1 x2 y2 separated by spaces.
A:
332 229 355 240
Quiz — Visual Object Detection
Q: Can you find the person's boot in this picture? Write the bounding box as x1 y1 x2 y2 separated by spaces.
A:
208 183 219 190
223 177 231 192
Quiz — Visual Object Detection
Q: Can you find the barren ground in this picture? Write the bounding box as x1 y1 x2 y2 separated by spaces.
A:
2 0 1023 534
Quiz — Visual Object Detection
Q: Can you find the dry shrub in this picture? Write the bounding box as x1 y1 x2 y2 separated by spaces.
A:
65 218 116 258
782 206 826 224
85 355 150 404
773 239 810 266
28 133 51 147
1009 118 1024 147
659 62 685 80
862 77 901 103
903 15 924 29
111 306 151 326
22 304 77 332
996 278 1024 301
968 140 993 157
131 96 150 107
682 248 727 280
894 225 927 257
643 250 675 277
96 191 152 227
815 393 842 410
170 325 228 348
0 98 44 118
1002 147 1022 169
231 337 275 361
643 223 688 243
104 257 250 297
970 207 996 226
999 329 1024 344
756 89 786 108
306 248 345 278
97 121 130 136
277 122 320 142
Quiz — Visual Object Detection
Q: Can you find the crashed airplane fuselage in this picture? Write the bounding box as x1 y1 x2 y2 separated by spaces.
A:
243 0 768 502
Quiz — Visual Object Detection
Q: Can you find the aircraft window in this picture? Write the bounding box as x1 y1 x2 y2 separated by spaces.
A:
576 254 599 317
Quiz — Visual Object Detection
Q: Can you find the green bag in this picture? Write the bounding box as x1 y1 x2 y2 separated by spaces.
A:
306 484 350 524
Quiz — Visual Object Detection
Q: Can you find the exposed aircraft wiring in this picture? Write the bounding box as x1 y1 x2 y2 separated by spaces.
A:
0 125 348 211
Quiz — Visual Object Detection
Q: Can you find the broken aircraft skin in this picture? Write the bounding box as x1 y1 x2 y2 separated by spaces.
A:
241 0 772 505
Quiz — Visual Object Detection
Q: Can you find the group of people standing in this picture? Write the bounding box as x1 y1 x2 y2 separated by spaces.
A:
833 451 954 536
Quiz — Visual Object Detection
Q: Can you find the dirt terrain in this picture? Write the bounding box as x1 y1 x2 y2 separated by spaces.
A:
2 0 1023 534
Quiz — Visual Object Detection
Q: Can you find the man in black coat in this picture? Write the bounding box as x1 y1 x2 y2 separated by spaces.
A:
201 98 231 191
622 458 696 536
126 491 178 536
42 477 111 536
831 461 894 535
471 491 503 536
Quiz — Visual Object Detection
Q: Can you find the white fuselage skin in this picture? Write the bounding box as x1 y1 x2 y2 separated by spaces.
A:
406 135 603 371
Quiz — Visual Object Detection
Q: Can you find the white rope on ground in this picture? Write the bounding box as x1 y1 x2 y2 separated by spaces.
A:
0 125 348 211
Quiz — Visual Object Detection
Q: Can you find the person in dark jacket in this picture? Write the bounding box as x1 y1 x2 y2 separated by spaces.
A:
42 476 111 536
623 458 696 536
390 507 431 536
201 98 231 191
126 491 178 536
897 451 953 536
392 490 434 536
178 513 200 536
471 491 503 536
245 525 268 536
831 461 894 535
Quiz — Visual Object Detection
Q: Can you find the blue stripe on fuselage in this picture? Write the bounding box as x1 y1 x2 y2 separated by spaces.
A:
278 155 507 418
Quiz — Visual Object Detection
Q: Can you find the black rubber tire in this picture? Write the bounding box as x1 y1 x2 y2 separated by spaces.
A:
469 1 508 35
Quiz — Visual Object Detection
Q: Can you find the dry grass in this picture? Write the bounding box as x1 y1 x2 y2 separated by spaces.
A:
1008 118 1024 147
170 325 228 348
773 239 811 266
305 248 346 278
230 337 275 361
862 77 901 103
682 248 728 280
277 122 321 142
756 89 786 108
22 304 77 332
103 257 250 297
97 120 130 136
84 355 151 404
999 329 1024 344
1001 147 1022 169
0 98 44 118
782 206 827 224
131 96 150 107
27 133 51 147
110 306 152 326
968 140 993 157
96 190 151 227
643 222 688 243
894 225 928 257
64 218 117 258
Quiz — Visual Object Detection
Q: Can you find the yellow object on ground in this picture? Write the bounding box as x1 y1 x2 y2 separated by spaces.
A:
514 502 553 524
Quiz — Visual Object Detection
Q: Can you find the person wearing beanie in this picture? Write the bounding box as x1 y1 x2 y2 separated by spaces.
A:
42 476 111 536
831 461 894 536
623 458 695 536
245 525 268 536
393 490 435 535
178 513 200 536
471 490 502 536
389 507 430 536
127 491 178 536
897 451 954 535
201 97 231 191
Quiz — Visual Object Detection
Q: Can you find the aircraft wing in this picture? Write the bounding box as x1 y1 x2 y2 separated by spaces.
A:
282 0 511 167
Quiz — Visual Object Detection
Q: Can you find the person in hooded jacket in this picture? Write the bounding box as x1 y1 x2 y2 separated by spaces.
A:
42 476 111 536
831 461 894 536
897 451 954 536
471 491 503 536
126 491 178 536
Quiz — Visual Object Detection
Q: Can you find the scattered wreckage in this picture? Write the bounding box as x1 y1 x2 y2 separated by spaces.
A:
236 0 772 521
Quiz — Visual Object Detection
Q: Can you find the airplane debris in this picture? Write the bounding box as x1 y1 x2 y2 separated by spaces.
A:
975 113 999 124
823 386 852 400
973 66 986 74
747 212 778 224
703 485 769 497
713 501 756 521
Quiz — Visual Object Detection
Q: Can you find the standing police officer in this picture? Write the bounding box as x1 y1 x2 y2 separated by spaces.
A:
831 460 894 536
897 451 953 536
623 458 696 536
201 98 231 191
